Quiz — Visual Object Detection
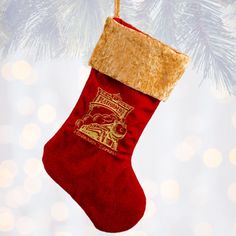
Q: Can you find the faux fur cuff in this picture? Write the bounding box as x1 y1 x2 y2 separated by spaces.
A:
89 17 190 101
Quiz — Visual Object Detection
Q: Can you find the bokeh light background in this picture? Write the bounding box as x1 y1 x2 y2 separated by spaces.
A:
1 3 236 236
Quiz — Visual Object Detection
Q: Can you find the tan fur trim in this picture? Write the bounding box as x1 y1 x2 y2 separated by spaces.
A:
89 17 190 101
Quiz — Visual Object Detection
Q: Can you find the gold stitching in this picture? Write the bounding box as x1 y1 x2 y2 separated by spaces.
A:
74 88 134 155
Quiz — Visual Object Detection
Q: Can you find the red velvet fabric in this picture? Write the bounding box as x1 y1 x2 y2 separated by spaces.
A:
42 18 160 233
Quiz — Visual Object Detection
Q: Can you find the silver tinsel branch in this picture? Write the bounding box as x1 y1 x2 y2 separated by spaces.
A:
150 0 178 47
0 0 236 93
55 0 105 59
119 0 152 32
222 1 236 33
1 0 110 60
177 0 236 94
0 0 9 48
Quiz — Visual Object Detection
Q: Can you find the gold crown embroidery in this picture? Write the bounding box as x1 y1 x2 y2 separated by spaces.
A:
74 88 134 155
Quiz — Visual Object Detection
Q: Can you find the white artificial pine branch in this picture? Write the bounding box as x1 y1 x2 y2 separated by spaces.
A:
150 0 178 47
0 0 235 94
177 0 236 94
0 0 9 49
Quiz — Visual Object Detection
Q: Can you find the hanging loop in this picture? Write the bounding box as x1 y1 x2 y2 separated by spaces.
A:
114 0 120 17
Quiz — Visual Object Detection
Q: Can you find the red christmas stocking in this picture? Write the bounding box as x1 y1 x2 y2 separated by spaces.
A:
42 17 189 232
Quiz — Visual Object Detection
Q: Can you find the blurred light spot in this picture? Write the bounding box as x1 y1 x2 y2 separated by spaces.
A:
0 160 17 188
1 160 18 175
51 202 69 222
0 207 15 232
203 148 222 168
160 180 180 202
0 125 13 144
0 168 14 188
143 198 157 219
38 104 56 124
17 96 35 116
141 179 158 198
233 223 236 236
5 186 31 208
24 158 44 177
232 112 236 128
16 216 34 235
12 60 32 80
1 63 13 80
55 232 72 236
24 177 42 194
228 183 236 202
176 135 202 161
19 123 41 149
193 223 213 236
229 148 236 166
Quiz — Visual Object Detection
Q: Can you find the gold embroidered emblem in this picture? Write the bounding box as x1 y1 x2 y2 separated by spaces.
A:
74 88 134 155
